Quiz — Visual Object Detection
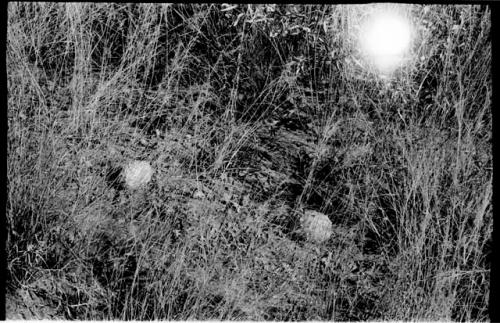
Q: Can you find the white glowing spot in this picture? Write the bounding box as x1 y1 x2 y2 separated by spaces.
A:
363 15 410 56
360 11 412 73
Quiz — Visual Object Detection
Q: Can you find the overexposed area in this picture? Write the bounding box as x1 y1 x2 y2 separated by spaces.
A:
7 3 492 321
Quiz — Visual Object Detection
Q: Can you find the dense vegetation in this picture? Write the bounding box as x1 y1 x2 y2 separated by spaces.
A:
7 3 491 320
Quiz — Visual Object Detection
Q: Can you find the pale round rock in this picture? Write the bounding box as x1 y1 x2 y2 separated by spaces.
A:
123 160 154 190
301 210 333 243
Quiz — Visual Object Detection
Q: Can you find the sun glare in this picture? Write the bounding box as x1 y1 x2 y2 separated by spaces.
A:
359 9 412 74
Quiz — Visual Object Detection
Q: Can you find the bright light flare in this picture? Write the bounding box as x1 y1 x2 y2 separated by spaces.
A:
359 10 412 73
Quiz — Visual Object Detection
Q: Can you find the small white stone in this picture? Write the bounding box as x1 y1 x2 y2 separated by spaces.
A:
123 160 154 190
301 210 333 243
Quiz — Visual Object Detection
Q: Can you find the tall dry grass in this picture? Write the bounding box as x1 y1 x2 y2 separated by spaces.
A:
7 3 491 320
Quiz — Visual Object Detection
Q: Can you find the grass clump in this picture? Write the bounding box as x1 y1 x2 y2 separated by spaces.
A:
7 3 491 320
